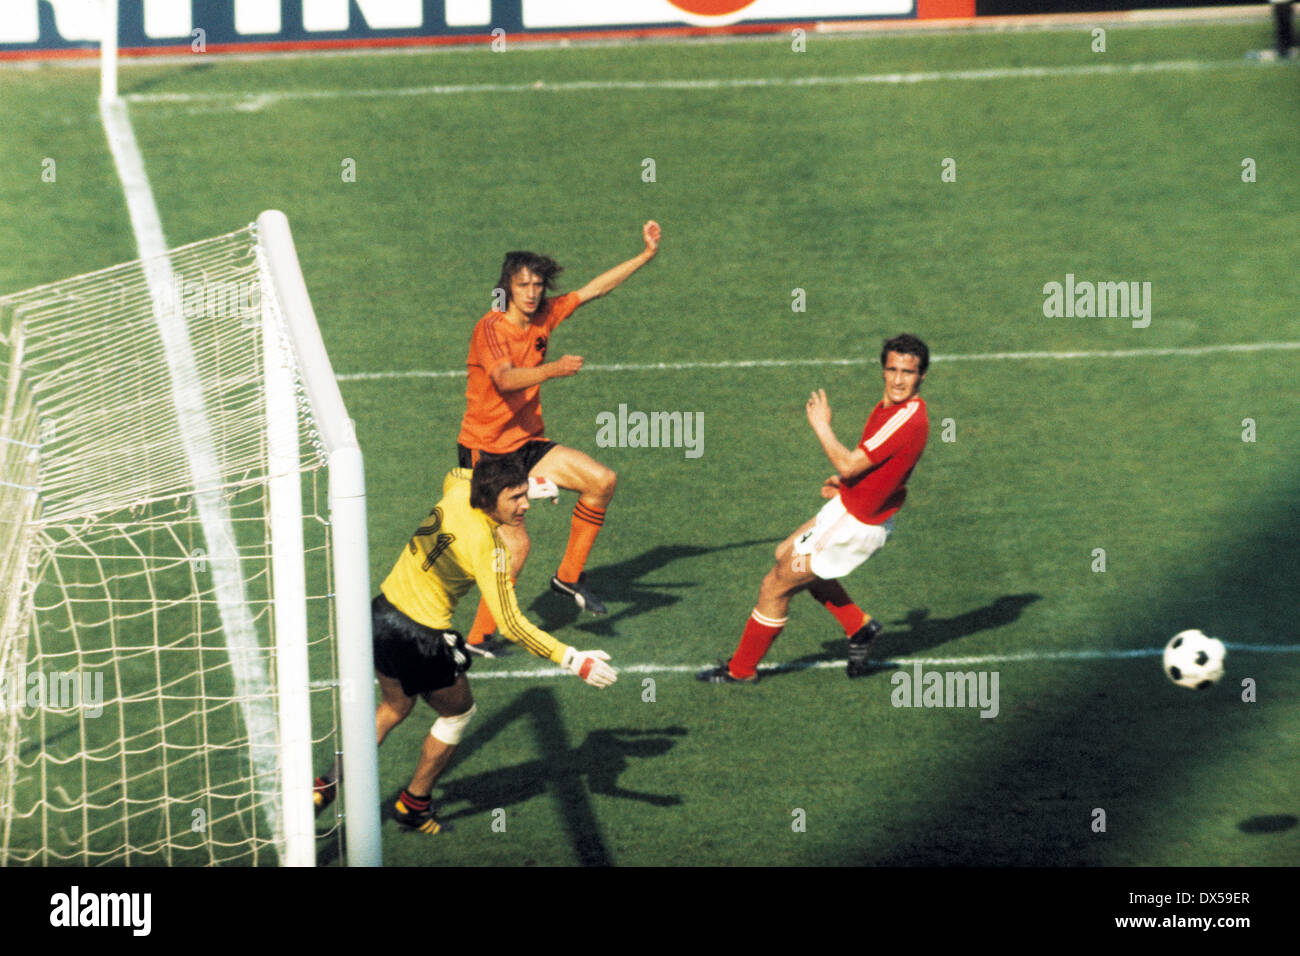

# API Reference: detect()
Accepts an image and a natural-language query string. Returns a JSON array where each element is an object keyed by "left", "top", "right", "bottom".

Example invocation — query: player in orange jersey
[{"left": 456, "top": 221, "right": 661, "bottom": 654}]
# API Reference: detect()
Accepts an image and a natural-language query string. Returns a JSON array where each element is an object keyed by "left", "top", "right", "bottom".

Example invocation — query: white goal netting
[{"left": 0, "top": 224, "right": 346, "bottom": 865}]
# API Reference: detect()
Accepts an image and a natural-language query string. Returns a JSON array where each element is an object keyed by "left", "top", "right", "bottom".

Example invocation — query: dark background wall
[{"left": 978, "top": 0, "right": 1260, "bottom": 14}]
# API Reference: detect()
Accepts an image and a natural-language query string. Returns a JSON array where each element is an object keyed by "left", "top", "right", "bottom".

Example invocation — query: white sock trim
[{"left": 751, "top": 609, "right": 788, "bottom": 629}]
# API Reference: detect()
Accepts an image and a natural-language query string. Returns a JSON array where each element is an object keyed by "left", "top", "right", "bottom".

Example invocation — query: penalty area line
[
  {"left": 468, "top": 642, "right": 1297, "bottom": 679},
  {"left": 337, "top": 341, "right": 1300, "bottom": 383},
  {"left": 311, "top": 642, "right": 1296, "bottom": 684}
]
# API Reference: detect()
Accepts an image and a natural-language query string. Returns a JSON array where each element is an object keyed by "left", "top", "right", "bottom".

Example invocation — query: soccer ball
[{"left": 1162, "top": 629, "right": 1226, "bottom": 690}]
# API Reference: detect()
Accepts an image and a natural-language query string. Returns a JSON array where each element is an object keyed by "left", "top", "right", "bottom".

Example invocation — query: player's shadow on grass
[
  {"left": 770, "top": 593, "right": 1042, "bottom": 680},
  {"left": 438, "top": 725, "right": 687, "bottom": 818},
  {"left": 319, "top": 690, "right": 684, "bottom": 866},
  {"left": 1237, "top": 814, "right": 1297, "bottom": 834},
  {"left": 439, "top": 687, "right": 685, "bottom": 865},
  {"left": 527, "top": 538, "right": 782, "bottom": 638},
  {"left": 318, "top": 690, "right": 687, "bottom": 866}
]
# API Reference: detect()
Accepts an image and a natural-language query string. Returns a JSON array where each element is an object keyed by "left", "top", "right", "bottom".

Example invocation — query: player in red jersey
[
  {"left": 457, "top": 222, "right": 661, "bottom": 654},
  {"left": 698, "top": 334, "right": 930, "bottom": 683}
]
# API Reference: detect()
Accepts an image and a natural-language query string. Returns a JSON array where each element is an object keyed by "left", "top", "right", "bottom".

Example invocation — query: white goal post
[
  {"left": 100, "top": 0, "right": 118, "bottom": 102},
  {"left": 0, "top": 211, "right": 380, "bottom": 866},
  {"left": 257, "top": 210, "right": 382, "bottom": 867}
]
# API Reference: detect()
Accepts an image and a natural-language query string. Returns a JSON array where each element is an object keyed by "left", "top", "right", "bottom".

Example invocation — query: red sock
[
  {"left": 821, "top": 599, "right": 868, "bottom": 637},
  {"left": 729, "top": 609, "right": 787, "bottom": 679}
]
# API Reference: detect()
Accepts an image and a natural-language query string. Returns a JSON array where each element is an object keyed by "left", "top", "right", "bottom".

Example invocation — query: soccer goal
[{"left": 0, "top": 211, "right": 380, "bottom": 866}]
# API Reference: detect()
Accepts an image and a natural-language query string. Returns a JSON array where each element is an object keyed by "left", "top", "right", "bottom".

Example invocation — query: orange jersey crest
[{"left": 457, "top": 292, "right": 580, "bottom": 454}]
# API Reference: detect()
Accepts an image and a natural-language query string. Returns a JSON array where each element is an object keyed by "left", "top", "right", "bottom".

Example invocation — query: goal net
[{"left": 0, "top": 211, "right": 379, "bottom": 866}]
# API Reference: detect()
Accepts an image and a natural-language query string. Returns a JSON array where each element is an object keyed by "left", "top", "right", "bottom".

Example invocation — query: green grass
[{"left": 2, "top": 19, "right": 1298, "bottom": 866}]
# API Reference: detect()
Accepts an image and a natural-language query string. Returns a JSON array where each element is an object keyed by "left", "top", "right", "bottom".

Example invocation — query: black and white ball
[{"left": 1163, "top": 629, "right": 1226, "bottom": 690}]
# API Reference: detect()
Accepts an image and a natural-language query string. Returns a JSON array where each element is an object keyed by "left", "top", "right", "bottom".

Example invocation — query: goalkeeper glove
[
  {"left": 528, "top": 476, "right": 559, "bottom": 503},
  {"left": 561, "top": 647, "right": 617, "bottom": 688}
]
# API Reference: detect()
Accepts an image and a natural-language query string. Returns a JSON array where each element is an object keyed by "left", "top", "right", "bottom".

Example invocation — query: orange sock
[
  {"left": 556, "top": 501, "right": 605, "bottom": 583},
  {"left": 467, "top": 598, "right": 497, "bottom": 645},
  {"left": 468, "top": 577, "right": 516, "bottom": 644},
  {"left": 729, "top": 609, "right": 787, "bottom": 679}
]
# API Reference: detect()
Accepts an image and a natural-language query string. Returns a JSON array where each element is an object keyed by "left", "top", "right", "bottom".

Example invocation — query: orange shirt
[{"left": 458, "top": 292, "right": 580, "bottom": 454}]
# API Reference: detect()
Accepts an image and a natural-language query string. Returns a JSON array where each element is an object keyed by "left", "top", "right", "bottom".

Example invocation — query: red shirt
[
  {"left": 839, "top": 396, "right": 928, "bottom": 525},
  {"left": 457, "top": 292, "right": 581, "bottom": 454}
]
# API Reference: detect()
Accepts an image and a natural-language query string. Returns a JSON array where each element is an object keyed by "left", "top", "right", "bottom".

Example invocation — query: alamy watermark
[
  {"left": 890, "top": 662, "right": 999, "bottom": 718},
  {"left": 1042, "top": 273, "right": 1151, "bottom": 329},
  {"left": 50, "top": 886, "right": 150, "bottom": 936},
  {"left": 1, "top": 662, "right": 105, "bottom": 718},
  {"left": 155, "top": 272, "right": 260, "bottom": 324},
  {"left": 595, "top": 404, "right": 703, "bottom": 459}
]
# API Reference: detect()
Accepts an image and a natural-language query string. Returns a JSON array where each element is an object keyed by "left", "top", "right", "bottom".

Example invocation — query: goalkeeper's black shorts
[{"left": 371, "top": 593, "right": 471, "bottom": 696}]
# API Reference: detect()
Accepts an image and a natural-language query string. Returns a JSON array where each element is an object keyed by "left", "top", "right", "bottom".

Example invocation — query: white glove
[
  {"left": 528, "top": 476, "right": 559, "bottom": 503},
  {"left": 561, "top": 647, "right": 617, "bottom": 688}
]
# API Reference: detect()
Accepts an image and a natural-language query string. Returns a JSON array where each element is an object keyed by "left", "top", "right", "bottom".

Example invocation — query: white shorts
[{"left": 792, "top": 495, "right": 892, "bottom": 580}]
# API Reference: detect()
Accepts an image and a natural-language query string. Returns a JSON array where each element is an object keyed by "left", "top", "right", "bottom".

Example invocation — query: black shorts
[
  {"left": 371, "top": 593, "right": 471, "bottom": 697},
  {"left": 457, "top": 439, "right": 557, "bottom": 473}
]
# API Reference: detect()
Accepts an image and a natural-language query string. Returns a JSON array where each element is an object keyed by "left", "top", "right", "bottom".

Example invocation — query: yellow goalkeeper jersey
[{"left": 380, "top": 468, "right": 569, "bottom": 664}]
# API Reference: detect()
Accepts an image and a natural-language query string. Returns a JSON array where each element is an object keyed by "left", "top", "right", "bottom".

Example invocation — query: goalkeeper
[{"left": 313, "top": 457, "right": 617, "bottom": 834}]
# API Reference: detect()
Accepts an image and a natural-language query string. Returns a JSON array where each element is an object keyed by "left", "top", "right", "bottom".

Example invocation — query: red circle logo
[{"left": 665, "top": 1, "right": 757, "bottom": 16}]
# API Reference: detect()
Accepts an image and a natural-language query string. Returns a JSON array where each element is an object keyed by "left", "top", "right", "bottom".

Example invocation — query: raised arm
[
  {"left": 573, "top": 220, "right": 661, "bottom": 305},
  {"left": 805, "top": 389, "right": 872, "bottom": 481}
]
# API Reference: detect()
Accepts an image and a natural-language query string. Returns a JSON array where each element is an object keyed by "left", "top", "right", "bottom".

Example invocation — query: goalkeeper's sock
[
  {"left": 397, "top": 788, "right": 431, "bottom": 813},
  {"left": 395, "top": 788, "right": 444, "bottom": 834},
  {"left": 556, "top": 501, "right": 605, "bottom": 584},
  {"left": 729, "top": 609, "right": 787, "bottom": 680}
]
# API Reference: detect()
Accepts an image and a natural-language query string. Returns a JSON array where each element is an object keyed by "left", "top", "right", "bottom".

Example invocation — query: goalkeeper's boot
[
  {"left": 695, "top": 661, "right": 757, "bottom": 685},
  {"left": 393, "top": 790, "right": 447, "bottom": 835},
  {"left": 312, "top": 776, "right": 337, "bottom": 817},
  {"left": 846, "top": 618, "right": 884, "bottom": 679},
  {"left": 551, "top": 573, "right": 608, "bottom": 615},
  {"left": 465, "top": 633, "right": 512, "bottom": 659}
]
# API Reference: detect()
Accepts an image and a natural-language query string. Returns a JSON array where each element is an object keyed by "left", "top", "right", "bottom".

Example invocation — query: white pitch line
[
  {"left": 100, "top": 98, "right": 284, "bottom": 854},
  {"left": 470, "top": 643, "right": 1298, "bottom": 679},
  {"left": 336, "top": 341, "right": 1300, "bottom": 383},
  {"left": 123, "top": 57, "right": 1261, "bottom": 107},
  {"left": 312, "top": 643, "right": 1296, "bottom": 684}
]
